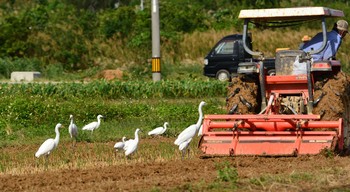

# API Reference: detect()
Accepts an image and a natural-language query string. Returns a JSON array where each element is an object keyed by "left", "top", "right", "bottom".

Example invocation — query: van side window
[{"left": 214, "top": 40, "right": 236, "bottom": 55}]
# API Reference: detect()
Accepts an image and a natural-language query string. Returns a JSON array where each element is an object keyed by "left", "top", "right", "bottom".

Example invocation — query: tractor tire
[
  {"left": 312, "top": 71, "right": 350, "bottom": 149},
  {"left": 226, "top": 74, "right": 260, "bottom": 114}
]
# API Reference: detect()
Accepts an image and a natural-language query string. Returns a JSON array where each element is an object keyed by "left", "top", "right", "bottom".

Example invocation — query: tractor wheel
[
  {"left": 343, "top": 91, "right": 350, "bottom": 151},
  {"left": 312, "top": 71, "right": 350, "bottom": 150}
]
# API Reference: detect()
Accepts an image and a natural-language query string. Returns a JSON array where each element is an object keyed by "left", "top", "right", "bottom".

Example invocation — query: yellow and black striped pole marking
[{"left": 152, "top": 57, "right": 161, "bottom": 73}]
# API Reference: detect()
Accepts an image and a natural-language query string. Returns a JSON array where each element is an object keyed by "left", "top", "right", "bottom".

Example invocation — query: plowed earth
[{"left": 1, "top": 138, "right": 350, "bottom": 191}]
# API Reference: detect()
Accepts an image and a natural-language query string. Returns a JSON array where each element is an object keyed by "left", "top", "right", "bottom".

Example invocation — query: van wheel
[
  {"left": 216, "top": 70, "right": 230, "bottom": 81},
  {"left": 268, "top": 69, "right": 276, "bottom": 76}
]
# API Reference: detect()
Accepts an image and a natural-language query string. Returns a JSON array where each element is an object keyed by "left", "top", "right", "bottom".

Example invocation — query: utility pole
[
  {"left": 140, "top": 0, "right": 144, "bottom": 11},
  {"left": 151, "top": 0, "right": 161, "bottom": 81}
]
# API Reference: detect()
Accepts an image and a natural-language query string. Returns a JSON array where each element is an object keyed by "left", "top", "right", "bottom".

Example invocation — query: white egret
[
  {"left": 123, "top": 128, "right": 141, "bottom": 157},
  {"left": 113, "top": 136, "right": 126, "bottom": 157},
  {"left": 114, "top": 136, "right": 126, "bottom": 151},
  {"left": 68, "top": 115, "right": 78, "bottom": 145},
  {"left": 174, "top": 101, "right": 206, "bottom": 158},
  {"left": 82, "top": 114, "right": 104, "bottom": 133},
  {"left": 148, "top": 122, "right": 169, "bottom": 136},
  {"left": 35, "top": 123, "right": 63, "bottom": 161}
]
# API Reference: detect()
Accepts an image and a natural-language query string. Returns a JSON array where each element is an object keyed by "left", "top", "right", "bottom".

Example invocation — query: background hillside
[{"left": 0, "top": 0, "right": 349, "bottom": 81}]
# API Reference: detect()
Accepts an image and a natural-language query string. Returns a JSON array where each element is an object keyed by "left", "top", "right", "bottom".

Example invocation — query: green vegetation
[
  {"left": 215, "top": 161, "right": 239, "bottom": 189},
  {"left": 0, "top": 80, "right": 227, "bottom": 146},
  {"left": 0, "top": 79, "right": 226, "bottom": 99}
]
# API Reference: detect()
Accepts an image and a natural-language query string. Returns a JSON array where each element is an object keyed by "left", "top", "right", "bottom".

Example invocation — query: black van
[{"left": 203, "top": 34, "right": 275, "bottom": 81}]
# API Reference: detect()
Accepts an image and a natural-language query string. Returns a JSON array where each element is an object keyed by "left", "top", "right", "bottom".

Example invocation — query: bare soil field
[{"left": 1, "top": 137, "right": 350, "bottom": 192}]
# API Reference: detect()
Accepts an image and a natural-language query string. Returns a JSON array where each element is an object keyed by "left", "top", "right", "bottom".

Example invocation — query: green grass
[{"left": 0, "top": 79, "right": 228, "bottom": 147}]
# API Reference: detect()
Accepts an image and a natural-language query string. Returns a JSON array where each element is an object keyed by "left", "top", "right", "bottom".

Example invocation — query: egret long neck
[
  {"left": 54, "top": 126, "right": 60, "bottom": 146},
  {"left": 196, "top": 104, "right": 204, "bottom": 128},
  {"left": 135, "top": 130, "right": 139, "bottom": 142},
  {"left": 97, "top": 117, "right": 101, "bottom": 126}
]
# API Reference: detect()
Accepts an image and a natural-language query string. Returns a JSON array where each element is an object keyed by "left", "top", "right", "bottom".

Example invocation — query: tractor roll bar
[
  {"left": 241, "top": 17, "right": 328, "bottom": 58},
  {"left": 242, "top": 19, "right": 263, "bottom": 57},
  {"left": 309, "top": 17, "right": 327, "bottom": 55}
]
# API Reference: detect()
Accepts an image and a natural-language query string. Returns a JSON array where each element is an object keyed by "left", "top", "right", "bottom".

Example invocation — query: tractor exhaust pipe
[
  {"left": 259, "top": 61, "right": 267, "bottom": 110},
  {"left": 307, "top": 60, "right": 314, "bottom": 114}
]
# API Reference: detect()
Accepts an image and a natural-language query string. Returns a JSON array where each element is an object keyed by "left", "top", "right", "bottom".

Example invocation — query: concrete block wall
[{"left": 11, "top": 71, "right": 41, "bottom": 82}]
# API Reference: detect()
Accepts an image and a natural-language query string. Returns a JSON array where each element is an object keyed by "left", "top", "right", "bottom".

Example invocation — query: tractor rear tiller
[{"left": 199, "top": 114, "right": 343, "bottom": 156}]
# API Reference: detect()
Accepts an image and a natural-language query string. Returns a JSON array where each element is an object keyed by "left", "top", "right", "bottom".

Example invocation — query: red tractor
[{"left": 199, "top": 7, "right": 350, "bottom": 156}]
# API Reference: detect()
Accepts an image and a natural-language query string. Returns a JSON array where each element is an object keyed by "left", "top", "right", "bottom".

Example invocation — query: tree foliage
[{"left": 0, "top": 0, "right": 349, "bottom": 77}]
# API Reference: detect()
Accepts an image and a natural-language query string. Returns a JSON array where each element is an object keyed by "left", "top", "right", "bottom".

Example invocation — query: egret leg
[
  {"left": 44, "top": 155, "right": 49, "bottom": 170},
  {"left": 125, "top": 154, "right": 132, "bottom": 160},
  {"left": 73, "top": 137, "right": 78, "bottom": 147},
  {"left": 90, "top": 131, "right": 94, "bottom": 141},
  {"left": 71, "top": 140, "right": 77, "bottom": 155},
  {"left": 71, "top": 138, "right": 75, "bottom": 148},
  {"left": 35, "top": 156, "right": 40, "bottom": 168}
]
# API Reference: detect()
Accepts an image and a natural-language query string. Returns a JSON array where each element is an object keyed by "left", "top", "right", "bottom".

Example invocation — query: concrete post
[{"left": 151, "top": 0, "right": 161, "bottom": 81}]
